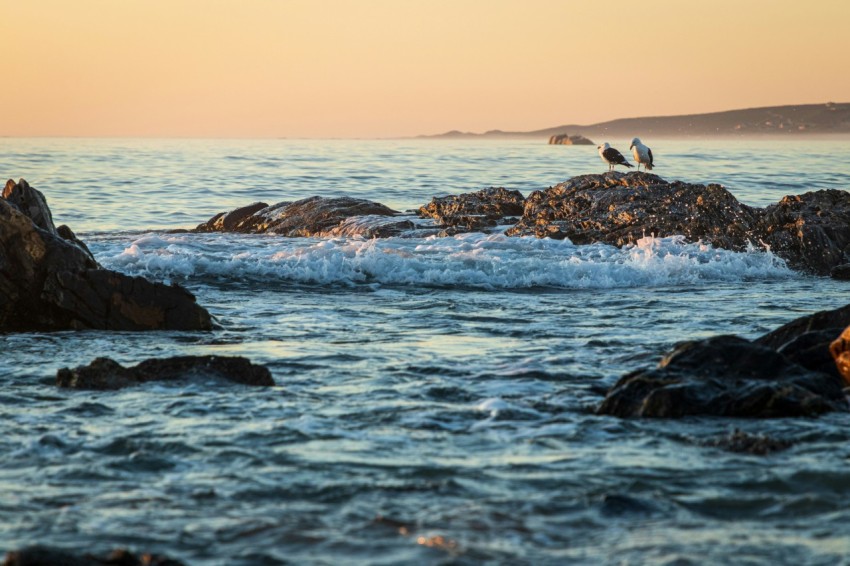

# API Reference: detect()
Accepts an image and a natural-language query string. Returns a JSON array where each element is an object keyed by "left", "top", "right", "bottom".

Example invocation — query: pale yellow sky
[{"left": 2, "top": 0, "right": 848, "bottom": 138}]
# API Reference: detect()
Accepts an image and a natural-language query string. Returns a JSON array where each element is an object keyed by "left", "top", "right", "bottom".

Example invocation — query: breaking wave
[{"left": 94, "top": 231, "right": 795, "bottom": 290}]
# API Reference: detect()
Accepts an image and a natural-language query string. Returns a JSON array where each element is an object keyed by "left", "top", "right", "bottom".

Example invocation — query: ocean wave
[{"left": 94, "top": 232, "right": 795, "bottom": 290}]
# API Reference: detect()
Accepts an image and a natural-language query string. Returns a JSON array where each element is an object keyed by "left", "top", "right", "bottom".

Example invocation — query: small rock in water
[
  {"left": 56, "top": 355, "right": 274, "bottom": 390},
  {"left": 596, "top": 335, "right": 848, "bottom": 418},
  {"left": 704, "top": 429, "right": 793, "bottom": 455}
]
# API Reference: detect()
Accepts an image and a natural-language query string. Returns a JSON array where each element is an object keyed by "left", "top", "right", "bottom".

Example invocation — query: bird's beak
[{"left": 629, "top": 144, "right": 634, "bottom": 149}]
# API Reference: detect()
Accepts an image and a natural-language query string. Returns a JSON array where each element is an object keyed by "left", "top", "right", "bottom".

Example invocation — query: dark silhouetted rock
[
  {"left": 417, "top": 187, "right": 525, "bottom": 231},
  {"left": 830, "top": 263, "right": 850, "bottom": 280},
  {"left": 548, "top": 134, "right": 595, "bottom": 145},
  {"left": 704, "top": 429, "right": 793, "bottom": 455},
  {"left": 57, "top": 355, "right": 274, "bottom": 390},
  {"left": 3, "top": 178, "right": 57, "bottom": 234},
  {"left": 194, "top": 196, "right": 402, "bottom": 237},
  {"left": 755, "top": 303, "right": 850, "bottom": 350},
  {"left": 597, "top": 335, "right": 847, "bottom": 418},
  {"left": 1, "top": 179, "right": 212, "bottom": 331},
  {"left": 2, "top": 545, "right": 184, "bottom": 566},
  {"left": 505, "top": 172, "right": 850, "bottom": 275}
]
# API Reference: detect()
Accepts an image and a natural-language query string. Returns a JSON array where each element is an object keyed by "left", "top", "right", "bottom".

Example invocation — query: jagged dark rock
[
  {"left": 2, "top": 545, "right": 185, "bottom": 566},
  {"left": 194, "top": 196, "right": 403, "bottom": 237},
  {"left": 596, "top": 335, "right": 847, "bottom": 418},
  {"left": 417, "top": 187, "right": 525, "bottom": 231},
  {"left": 57, "top": 355, "right": 274, "bottom": 390},
  {"left": 505, "top": 172, "right": 760, "bottom": 248},
  {"left": 755, "top": 303, "right": 850, "bottom": 350},
  {"left": 1, "top": 179, "right": 212, "bottom": 331},
  {"left": 505, "top": 172, "right": 850, "bottom": 275}
]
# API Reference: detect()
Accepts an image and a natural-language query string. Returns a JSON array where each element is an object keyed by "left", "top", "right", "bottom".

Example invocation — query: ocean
[{"left": 2, "top": 137, "right": 850, "bottom": 564}]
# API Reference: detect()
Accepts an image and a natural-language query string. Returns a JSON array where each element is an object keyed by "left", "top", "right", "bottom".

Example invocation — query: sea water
[{"left": 1, "top": 138, "right": 850, "bottom": 564}]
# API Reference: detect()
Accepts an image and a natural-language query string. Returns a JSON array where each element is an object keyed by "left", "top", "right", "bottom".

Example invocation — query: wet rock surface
[
  {"left": 191, "top": 173, "right": 850, "bottom": 275},
  {"left": 417, "top": 187, "right": 525, "bottom": 231},
  {"left": 57, "top": 355, "right": 274, "bottom": 390},
  {"left": 505, "top": 172, "right": 850, "bottom": 275},
  {"left": 0, "top": 179, "right": 212, "bottom": 332},
  {"left": 2, "top": 546, "right": 185, "bottom": 566},
  {"left": 194, "top": 196, "right": 403, "bottom": 237},
  {"left": 596, "top": 335, "right": 848, "bottom": 418}
]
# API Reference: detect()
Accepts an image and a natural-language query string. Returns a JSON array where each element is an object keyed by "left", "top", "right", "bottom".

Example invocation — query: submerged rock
[
  {"left": 194, "top": 196, "right": 404, "bottom": 237},
  {"left": 0, "top": 179, "right": 212, "bottom": 331},
  {"left": 57, "top": 355, "right": 274, "bottom": 390},
  {"left": 417, "top": 187, "right": 525, "bottom": 231},
  {"left": 596, "top": 335, "right": 847, "bottom": 418},
  {"left": 2, "top": 546, "right": 185, "bottom": 565},
  {"left": 704, "top": 429, "right": 793, "bottom": 455}
]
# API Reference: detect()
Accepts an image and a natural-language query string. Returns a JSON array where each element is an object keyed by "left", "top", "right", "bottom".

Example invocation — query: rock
[
  {"left": 755, "top": 303, "right": 850, "bottom": 350},
  {"left": 193, "top": 196, "right": 402, "bottom": 237},
  {"left": 57, "top": 355, "right": 274, "bottom": 390},
  {"left": 830, "top": 326, "right": 850, "bottom": 386},
  {"left": 1, "top": 179, "right": 212, "bottom": 331},
  {"left": 548, "top": 134, "right": 595, "bottom": 145},
  {"left": 830, "top": 263, "right": 850, "bottom": 279},
  {"left": 417, "top": 187, "right": 525, "bottom": 230},
  {"left": 3, "top": 178, "right": 56, "bottom": 234},
  {"left": 703, "top": 429, "right": 793, "bottom": 455},
  {"left": 505, "top": 172, "right": 850, "bottom": 276},
  {"left": 596, "top": 335, "right": 847, "bottom": 418},
  {"left": 2, "top": 546, "right": 185, "bottom": 565},
  {"left": 506, "top": 172, "right": 759, "bottom": 248},
  {"left": 758, "top": 190, "right": 850, "bottom": 274}
]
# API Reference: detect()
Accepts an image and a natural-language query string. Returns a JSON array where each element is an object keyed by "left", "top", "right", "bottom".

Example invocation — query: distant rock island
[
  {"left": 548, "top": 134, "right": 594, "bottom": 145},
  {"left": 421, "top": 102, "right": 850, "bottom": 139}
]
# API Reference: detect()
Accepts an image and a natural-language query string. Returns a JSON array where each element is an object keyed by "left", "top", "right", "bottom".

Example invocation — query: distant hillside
[{"left": 421, "top": 103, "right": 850, "bottom": 139}]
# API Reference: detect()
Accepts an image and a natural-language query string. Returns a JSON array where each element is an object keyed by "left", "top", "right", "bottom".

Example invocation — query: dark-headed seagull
[
  {"left": 630, "top": 138, "right": 654, "bottom": 171},
  {"left": 597, "top": 142, "right": 633, "bottom": 172}
]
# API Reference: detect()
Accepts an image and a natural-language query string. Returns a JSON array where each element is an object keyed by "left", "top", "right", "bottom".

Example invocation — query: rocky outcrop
[
  {"left": 3, "top": 545, "right": 184, "bottom": 565},
  {"left": 194, "top": 196, "right": 405, "bottom": 237},
  {"left": 548, "top": 134, "right": 594, "bottom": 145},
  {"left": 190, "top": 173, "right": 850, "bottom": 275},
  {"left": 417, "top": 187, "right": 525, "bottom": 232},
  {"left": 57, "top": 355, "right": 274, "bottom": 389},
  {"left": 505, "top": 172, "right": 850, "bottom": 276},
  {"left": 1, "top": 179, "right": 212, "bottom": 331},
  {"left": 596, "top": 335, "right": 847, "bottom": 418}
]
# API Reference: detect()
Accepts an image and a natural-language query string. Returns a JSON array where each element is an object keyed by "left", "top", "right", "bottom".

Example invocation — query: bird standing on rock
[
  {"left": 597, "top": 142, "right": 633, "bottom": 172},
  {"left": 630, "top": 137, "right": 654, "bottom": 171}
]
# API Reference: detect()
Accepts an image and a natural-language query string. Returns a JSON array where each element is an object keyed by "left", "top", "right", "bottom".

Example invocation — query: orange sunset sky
[{"left": 2, "top": 0, "right": 849, "bottom": 138}]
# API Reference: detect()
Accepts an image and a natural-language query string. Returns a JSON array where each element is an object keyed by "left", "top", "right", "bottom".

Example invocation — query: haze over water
[{"left": 2, "top": 138, "right": 850, "bottom": 564}]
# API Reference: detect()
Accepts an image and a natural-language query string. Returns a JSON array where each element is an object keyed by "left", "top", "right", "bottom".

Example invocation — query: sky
[{"left": 2, "top": 0, "right": 849, "bottom": 138}]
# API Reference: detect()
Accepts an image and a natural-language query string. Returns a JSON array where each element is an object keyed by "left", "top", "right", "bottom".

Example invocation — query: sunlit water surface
[{"left": 1, "top": 138, "right": 850, "bottom": 564}]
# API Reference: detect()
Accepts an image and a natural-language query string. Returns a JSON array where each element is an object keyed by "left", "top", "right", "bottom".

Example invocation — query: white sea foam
[{"left": 97, "top": 231, "right": 795, "bottom": 290}]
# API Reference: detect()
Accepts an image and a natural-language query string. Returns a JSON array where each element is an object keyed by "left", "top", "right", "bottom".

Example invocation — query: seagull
[
  {"left": 629, "top": 137, "right": 654, "bottom": 171},
  {"left": 597, "top": 142, "right": 633, "bottom": 172}
]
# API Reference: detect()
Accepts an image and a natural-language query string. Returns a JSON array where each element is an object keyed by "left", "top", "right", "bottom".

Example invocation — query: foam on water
[{"left": 97, "top": 231, "right": 794, "bottom": 290}]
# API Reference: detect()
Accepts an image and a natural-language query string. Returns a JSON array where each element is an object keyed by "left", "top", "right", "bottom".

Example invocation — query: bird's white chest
[{"left": 632, "top": 144, "right": 650, "bottom": 163}]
